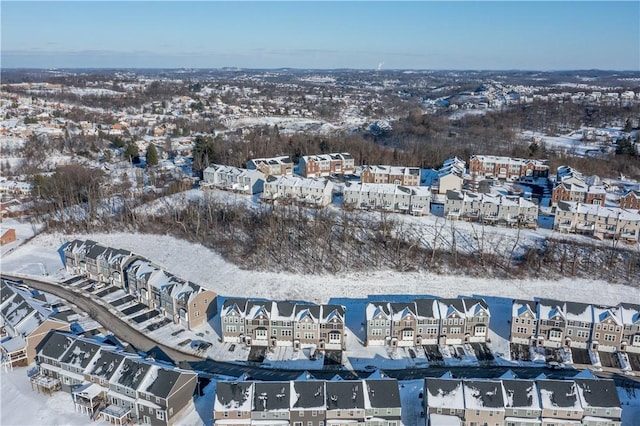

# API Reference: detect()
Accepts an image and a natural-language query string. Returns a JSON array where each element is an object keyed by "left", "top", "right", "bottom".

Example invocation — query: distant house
[
  {"left": 202, "top": 164, "right": 265, "bottom": 195},
  {"left": 247, "top": 156, "right": 294, "bottom": 177},
  {"left": 620, "top": 190, "right": 640, "bottom": 210},
  {"left": 0, "top": 228, "right": 16, "bottom": 246},
  {"left": 551, "top": 176, "right": 606, "bottom": 207},
  {"left": 298, "top": 152, "right": 355, "bottom": 178}
]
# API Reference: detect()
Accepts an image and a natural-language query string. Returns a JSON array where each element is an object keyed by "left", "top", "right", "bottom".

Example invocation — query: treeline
[{"left": 40, "top": 194, "right": 640, "bottom": 285}]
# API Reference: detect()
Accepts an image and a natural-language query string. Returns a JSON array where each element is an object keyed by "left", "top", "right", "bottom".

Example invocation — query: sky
[{"left": 2, "top": 1, "right": 639, "bottom": 70}]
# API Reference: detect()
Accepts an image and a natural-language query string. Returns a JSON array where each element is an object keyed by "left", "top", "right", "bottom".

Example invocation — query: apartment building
[
  {"left": 469, "top": 155, "right": 549, "bottom": 181},
  {"left": 620, "top": 189, "right": 640, "bottom": 210},
  {"left": 298, "top": 152, "right": 355, "bottom": 178},
  {"left": 247, "top": 156, "right": 294, "bottom": 177},
  {"left": 360, "top": 165, "right": 421, "bottom": 186},
  {"left": 551, "top": 176, "right": 606, "bottom": 207}
]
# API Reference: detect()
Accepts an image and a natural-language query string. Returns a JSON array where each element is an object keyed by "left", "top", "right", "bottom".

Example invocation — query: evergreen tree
[
  {"left": 124, "top": 143, "right": 139, "bottom": 163},
  {"left": 146, "top": 143, "right": 159, "bottom": 167}
]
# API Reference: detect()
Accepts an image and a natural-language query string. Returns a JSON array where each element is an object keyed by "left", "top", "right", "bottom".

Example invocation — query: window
[
  {"left": 156, "top": 410, "right": 165, "bottom": 421},
  {"left": 194, "top": 310, "right": 200, "bottom": 317}
]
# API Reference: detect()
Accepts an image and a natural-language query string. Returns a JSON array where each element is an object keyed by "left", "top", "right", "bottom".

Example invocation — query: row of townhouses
[
  {"left": 432, "top": 157, "right": 465, "bottom": 195},
  {"left": 0, "top": 279, "right": 70, "bottom": 369},
  {"left": 202, "top": 164, "right": 266, "bottom": 195},
  {"left": 63, "top": 240, "right": 217, "bottom": 330},
  {"left": 247, "top": 156, "right": 295, "bottom": 177},
  {"left": 551, "top": 175, "right": 607, "bottom": 207},
  {"left": 262, "top": 175, "right": 334, "bottom": 207},
  {"left": 214, "top": 378, "right": 401, "bottom": 426},
  {"left": 343, "top": 183, "right": 432, "bottom": 216},
  {"left": 511, "top": 298, "right": 640, "bottom": 353},
  {"left": 360, "top": 165, "right": 421, "bottom": 186},
  {"left": 33, "top": 330, "right": 197, "bottom": 426},
  {"left": 425, "top": 376, "right": 621, "bottom": 426},
  {"left": 299, "top": 153, "right": 356, "bottom": 178},
  {"left": 468, "top": 155, "right": 550, "bottom": 181},
  {"left": 553, "top": 201, "right": 640, "bottom": 242},
  {"left": 444, "top": 190, "right": 539, "bottom": 228},
  {"left": 220, "top": 298, "right": 346, "bottom": 351},
  {"left": 366, "top": 298, "right": 490, "bottom": 347}
]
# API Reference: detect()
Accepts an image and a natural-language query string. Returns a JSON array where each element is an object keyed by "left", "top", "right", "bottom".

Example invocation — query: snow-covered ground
[{"left": 2, "top": 230, "right": 640, "bottom": 425}]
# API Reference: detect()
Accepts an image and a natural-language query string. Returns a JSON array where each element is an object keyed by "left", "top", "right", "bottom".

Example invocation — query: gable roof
[
  {"left": 253, "top": 382, "right": 290, "bottom": 412},
  {"left": 537, "top": 380, "right": 581, "bottom": 409},
  {"left": 463, "top": 380, "right": 505, "bottom": 409},
  {"left": 425, "top": 378, "right": 465, "bottom": 409},
  {"left": 414, "top": 298, "right": 440, "bottom": 319},
  {"left": 364, "top": 379, "right": 401, "bottom": 409},
  {"left": 326, "top": 381, "right": 365, "bottom": 410},
  {"left": 501, "top": 379, "right": 540, "bottom": 410},
  {"left": 574, "top": 379, "right": 620, "bottom": 410},
  {"left": 36, "top": 330, "right": 77, "bottom": 360},
  {"left": 215, "top": 382, "right": 253, "bottom": 412},
  {"left": 291, "top": 380, "right": 325, "bottom": 410}
]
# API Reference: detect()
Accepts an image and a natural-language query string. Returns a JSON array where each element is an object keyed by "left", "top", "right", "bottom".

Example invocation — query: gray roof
[
  {"left": 575, "top": 379, "right": 620, "bottom": 409},
  {"left": 425, "top": 378, "right": 462, "bottom": 399},
  {"left": 326, "top": 381, "right": 364, "bottom": 410},
  {"left": 537, "top": 380, "right": 578, "bottom": 408},
  {"left": 253, "top": 382, "right": 290, "bottom": 412},
  {"left": 61, "top": 339, "right": 102, "bottom": 369},
  {"left": 565, "top": 301, "right": 592, "bottom": 318},
  {"left": 36, "top": 330, "right": 76, "bottom": 360},
  {"left": 439, "top": 298, "right": 466, "bottom": 315},
  {"left": 89, "top": 350, "right": 127, "bottom": 380},
  {"left": 292, "top": 381, "right": 325, "bottom": 409},
  {"left": 414, "top": 299, "right": 438, "bottom": 318},
  {"left": 295, "top": 304, "right": 321, "bottom": 320},
  {"left": 464, "top": 380, "right": 505, "bottom": 408},
  {"left": 117, "top": 358, "right": 151, "bottom": 389},
  {"left": 502, "top": 379, "right": 538, "bottom": 409},
  {"left": 273, "top": 301, "right": 296, "bottom": 318},
  {"left": 216, "top": 382, "right": 252, "bottom": 409},
  {"left": 365, "top": 379, "right": 401, "bottom": 408},
  {"left": 322, "top": 305, "right": 345, "bottom": 321},
  {"left": 145, "top": 368, "right": 184, "bottom": 399}
]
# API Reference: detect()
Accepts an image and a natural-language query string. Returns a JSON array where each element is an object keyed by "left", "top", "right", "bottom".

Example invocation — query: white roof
[{"left": 428, "top": 414, "right": 462, "bottom": 426}]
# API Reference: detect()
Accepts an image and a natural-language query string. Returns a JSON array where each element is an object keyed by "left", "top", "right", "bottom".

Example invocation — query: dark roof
[
  {"left": 446, "top": 190, "right": 464, "bottom": 200},
  {"left": 117, "top": 358, "right": 151, "bottom": 389},
  {"left": 425, "top": 378, "right": 462, "bottom": 399},
  {"left": 575, "top": 379, "right": 620, "bottom": 409},
  {"left": 89, "top": 351, "right": 127, "bottom": 380},
  {"left": 295, "top": 304, "right": 321, "bottom": 319},
  {"left": 565, "top": 301, "right": 592, "bottom": 318},
  {"left": 1, "top": 281, "right": 15, "bottom": 303},
  {"left": 292, "top": 381, "right": 325, "bottom": 409},
  {"left": 502, "top": 379, "right": 537, "bottom": 409},
  {"left": 322, "top": 305, "right": 345, "bottom": 321},
  {"left": 326, "top": 381, "right": 365, "bottom": 410},
  {"left": 463, "top": 298, "right": 489, "bottom": 311},
  {"left": 36, "top": 330, "right": 76, "bottom": 360},
  {"left": 253, "top": 382, "right": 290, "bottom": 412},
  {"left": 61, "top": 339, "right": 102, "bottom": 369},
  {"left": 439, "top": 298, "right": 466, "bottom": 315},
  {"left": 513, "top": 299, "right": 537, "bottom": 315},
  {"left": 365, "top": 379, "right": 401, "bottom": 408},
  {"left": 414, "top": 298, "right": 437, "bottom": 318},
  {"left": 222, "top": 298, "right": 248, "bottom": 314},
  {"left": 537, "top": 298, "right": 565, "bottom": 308},
  {"left": 389, "top": 302, "right": 416, "bottom": 316},
  {"left": 145, "top": 368, "right": 184, "bottom": 399},
  {"left": 464, "top": 380, "right": 505, "bottom": 408},
  {"left": 537, "top": 380, "right": 578, "bottom": 408},
  {"left": 274, "top": 301, "right": 296, "bottom": 318},
  {"left": 216, "top": 382, "right": 252, "bottom": 409}
]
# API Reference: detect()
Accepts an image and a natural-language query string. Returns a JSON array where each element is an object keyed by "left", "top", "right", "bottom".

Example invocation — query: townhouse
[
  {"left": 444, "top": 190, "right": 538, "bottom": 228},
  {"left": 619, "top": 303, "right": 640, "bottom": 353},
  {"left": 298, "top": 152, "right": 356, "bottom": 178},
  {"left": 554, "top": 202, "right": 640, "bottom": 243},
  {"left": 424, "top": 377, "right": 466, "bottom": 424},
  {"left": 64, "top": 239, "right": 138, "bottom": 287},
  {"left": 433, "top": 157, "right": 466, "bottom": 195},
  {"left": 564, "top": 301, "right": 593, "bottom": 349},
  {"left": 510, "top": 299, "right": 538, "bottom": 346},
  {"left": 424, "top": 377, "right": 621, "bottom": 426},
  {"left": 551, "top": 176, "right": 606, "bottom": 207},
  {"left": 360, "top": 165, "right": 421, "bottom": 186},
  {"left": 620, "top": 189, "right": 640, "bottom": 210},
  {"left": 468, "top": 155, "right": 549, "bottom": 181},
  {"left": 247, "top": 156, "right": 294, "bottom": 177},
  {"left": 202, "top": 164, "right": 266, "bottom": 195},
  {"left": 220, "top": 298, "right": 347, "bottom": 351},
  {"left": 462, "top": 379, "right": 505, "bottom": 425},
  {"left": 590, "top": 305, "right": 624, "bottom": 352},
  {"left": 343, "top": 183, "right": 431, "bottom": 216},
  {"left": 501, "top": 379, "right": 542, "bottom": 425},
  {"left": 262, "top": 175, "right": 334, "bottom": 207},
  {"left": 535, "top": 299, "right": 567, "bottom": 349},
  {"left": 365, "top": 297, "right": 488, "bottom": 348},
  {"left": 0, "top": 279, "right": 70, "bottom": 369},
  {"left": 213, "top": 379, "right": 402, "bottom": 426},
  {"left": 34, "top": 331, "right": 197, "bottom": 426},
  {"left": 126, "top": 257, "right": 217, "bottom": 330}
]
